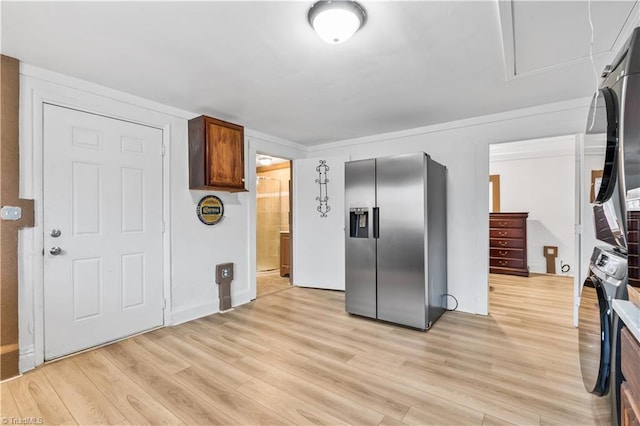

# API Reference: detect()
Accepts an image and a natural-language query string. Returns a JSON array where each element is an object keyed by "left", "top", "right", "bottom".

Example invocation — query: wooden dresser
[{"left": 489, "top": 212, "right": 529, "bottom": 277}]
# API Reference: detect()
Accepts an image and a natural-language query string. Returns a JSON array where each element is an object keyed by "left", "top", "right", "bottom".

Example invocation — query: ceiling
[{"left": 1, "top": 1, "right": 637, "bottom": 146}]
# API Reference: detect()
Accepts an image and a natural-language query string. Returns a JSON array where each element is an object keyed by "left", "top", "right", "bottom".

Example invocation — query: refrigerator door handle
[{"left": 373, "top": 207, "right": 380, "bottom": 239}]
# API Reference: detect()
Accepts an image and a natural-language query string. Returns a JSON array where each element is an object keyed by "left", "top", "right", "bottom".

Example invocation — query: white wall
[
  {"left": 489, "top": 136, "right": 576, "bottom": 275},
  {"left": 170, "top": 130, "right": 306, "bottom": 325},
  {"left": 292, "top": 157, "right": 348, "bottom": 290},
  {"left": 17, "top": 65, "right": 306, "bottom": 371},
  {"left": 17, "top": 64, "right": 596, "bottom": 372},
  {"left": 300, "top": 98, "right": 592, "bottom": 315}
]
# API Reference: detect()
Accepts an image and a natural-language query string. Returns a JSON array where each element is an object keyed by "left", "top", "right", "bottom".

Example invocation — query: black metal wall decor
[{"left": 315, "top": 160, "right": 331, "bottom": 217}]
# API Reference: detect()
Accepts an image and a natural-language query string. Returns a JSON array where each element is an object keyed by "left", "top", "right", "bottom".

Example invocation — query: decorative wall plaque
[
  {"left": 315, "top": 160, "right": 330, "bottom": 217},
  {"left": 197, "top": 195, "right": 224, "bottom": 225}
]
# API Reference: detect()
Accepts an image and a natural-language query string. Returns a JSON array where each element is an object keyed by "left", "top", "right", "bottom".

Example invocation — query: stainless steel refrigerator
[{"left": 345, "top": 152, "right": 447, "bottom": 330}]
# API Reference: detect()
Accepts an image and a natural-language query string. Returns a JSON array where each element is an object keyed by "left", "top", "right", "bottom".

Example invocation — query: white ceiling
[
  {"left": 1, "top": 1, "right": 637, "bottom": 146},
  {"left": 509, "top": 1, "right": 636, "bottom": 75}
]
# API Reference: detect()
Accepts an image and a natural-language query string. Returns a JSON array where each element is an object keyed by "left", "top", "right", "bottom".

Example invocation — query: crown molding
[{"left": 308, "top": 96, "right": 592, "bottom": 152}]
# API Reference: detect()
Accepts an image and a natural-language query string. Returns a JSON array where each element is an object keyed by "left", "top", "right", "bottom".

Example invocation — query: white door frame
[
  {"left": 18, "top": 65, "right": 186, "bottom": 372},
  {"left": 486, "top": 134, "right": 583, "bottom": 327},
  {"left": 574, "top": 133, "right": 584, "bottom": 327},
  {"left": 246, "top": 137, "right": 302, "bottom": 300}
]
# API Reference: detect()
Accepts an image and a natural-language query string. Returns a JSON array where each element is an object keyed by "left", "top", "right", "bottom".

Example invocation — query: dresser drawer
[
  {"left": 490, "top": 248, "right": 524, "bottom": 259},
  {"left": 490, "top": 228, "right": 524, "bottom": 239},
  {"left": 490, "top": 238, "right": 524, "bottom": 249},
  {"left": 490, "top": 218, "right": 525, "bottom": 229},
  {"left": 490, "top": 258, "right": 525, "bottom": 269}
]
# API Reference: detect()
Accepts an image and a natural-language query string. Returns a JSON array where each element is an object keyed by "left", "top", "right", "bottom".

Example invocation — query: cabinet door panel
[
  {"left": 621, "top": 383, "right": 640, "bottom": 426},
  {"left": 206, "top": 122, "right": 244, "bottom": 188}
]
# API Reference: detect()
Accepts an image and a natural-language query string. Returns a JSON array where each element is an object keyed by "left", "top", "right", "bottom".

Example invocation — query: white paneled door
[{"left": 43, "top": 104, "right": 164, "bottom": 360}]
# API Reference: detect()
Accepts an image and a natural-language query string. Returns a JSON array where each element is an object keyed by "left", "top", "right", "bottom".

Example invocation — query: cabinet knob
[
  {"left": 498, "top": 231, "right": 507, "bottom": 236},
  {"left": 498, "top": 241, "right": 507, "bottom": 246},
  {"left": 499, "top": 260, "right": 508, "bottom": 266},
  {"left": 499, "top": 221, "right": 508, "bottom": 226},
  {"left": 499, "top": 251, "right": 508, "bottom": 256}
]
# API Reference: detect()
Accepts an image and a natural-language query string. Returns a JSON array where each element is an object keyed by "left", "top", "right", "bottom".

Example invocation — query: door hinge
[
  {"left": 161, "top": 145, "right": 166, "bottom": 157},
  {"left": 162, "top": 221, "right": 166, "bottom": 233},
  {"left": 163, "top": 299, "right": 167, "bottom": 310}
]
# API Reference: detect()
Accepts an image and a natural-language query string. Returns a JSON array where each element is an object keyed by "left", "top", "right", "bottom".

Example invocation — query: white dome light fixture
[
  {"left": 257, "top": 156, "right": 273, "bottom": 166},
  {"left": 308, "top": 0, "right": 367, "bottom": 44}
]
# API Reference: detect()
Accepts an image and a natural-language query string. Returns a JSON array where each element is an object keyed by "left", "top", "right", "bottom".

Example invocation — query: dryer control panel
[{"left": 591, "top": 246, "right": 628, "bottom": 283}]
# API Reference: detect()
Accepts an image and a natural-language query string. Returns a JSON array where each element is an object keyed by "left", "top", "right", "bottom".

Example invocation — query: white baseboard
[
  {"left": 231, "top": 291, "right": 253, "bottom": 307},
  {"left": 19, "top": 344, "right": 36, "bottom": 374},
  {"left": 170, "top": 302, "right": 219, "bottom": 326},
  {"left": 169, "top": 291, "right": 259, "bottom": 326}
]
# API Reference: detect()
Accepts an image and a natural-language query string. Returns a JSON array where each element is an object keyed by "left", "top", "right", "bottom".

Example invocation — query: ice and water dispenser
[
  {"left": 349, "top": 208, "right": 369, "bottom": 238},
  {"left": 350, "top": 207, "right": 380, "bottom": 239}
]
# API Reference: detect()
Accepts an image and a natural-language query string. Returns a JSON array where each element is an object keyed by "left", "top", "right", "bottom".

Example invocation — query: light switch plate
[{"left": 1, "top": 206, "right": 22, "bottom": 221}]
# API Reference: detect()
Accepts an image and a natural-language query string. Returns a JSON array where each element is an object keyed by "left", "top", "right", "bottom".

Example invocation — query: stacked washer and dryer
[{"left": 579, "top": 27, "right": 640, "bottom": 426}]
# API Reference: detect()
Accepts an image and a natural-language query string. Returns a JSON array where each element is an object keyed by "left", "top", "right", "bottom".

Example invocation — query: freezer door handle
[{"left": 373, "top": 207, "right": 379, "bottom": 239}]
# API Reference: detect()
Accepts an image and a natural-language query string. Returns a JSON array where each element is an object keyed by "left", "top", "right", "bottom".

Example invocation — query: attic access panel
[{"left": 500, "top": 0, "right": 637, "bottom": 77}]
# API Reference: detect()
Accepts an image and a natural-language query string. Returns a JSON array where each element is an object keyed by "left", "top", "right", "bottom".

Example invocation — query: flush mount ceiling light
[
  {"left": 308, "top": 0, "right": 367, "bottom": 44},
  {"left": 257, "top": 156, "right": 273, "bottom": 166}
]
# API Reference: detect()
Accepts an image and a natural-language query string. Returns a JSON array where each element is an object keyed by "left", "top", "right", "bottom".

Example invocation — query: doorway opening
[
  {"left": 488, "top": 135, "right": 578, "bottom": 326},
  {"left": 255, "top": 154, "right": 292, "bottom": 297}
]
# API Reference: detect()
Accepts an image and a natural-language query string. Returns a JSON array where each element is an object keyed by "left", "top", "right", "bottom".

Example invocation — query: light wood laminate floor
[
  {"left": 257, "top": 270, "right": 291, "bottom": 298},
  {"left": 1, "top": 274, "right": 604, "bottom": 425}
]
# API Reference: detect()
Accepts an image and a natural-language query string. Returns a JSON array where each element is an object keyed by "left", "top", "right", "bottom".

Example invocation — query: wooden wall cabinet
[
  {"left": 280, "top": 232, "right": 290, "bottom": 277},
  {"left": 188, "top": 115, "right": 246, "bottom": 192},
  {"left": 489, "top": 212, "right": 529, "bottom": 277}
]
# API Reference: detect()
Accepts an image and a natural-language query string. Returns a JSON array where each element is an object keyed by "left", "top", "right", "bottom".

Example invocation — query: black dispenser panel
[{"left": 349, "top": 208, "right": 369, "bottom": 238}]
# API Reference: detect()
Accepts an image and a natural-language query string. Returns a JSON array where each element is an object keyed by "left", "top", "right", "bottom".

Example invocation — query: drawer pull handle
[
  {"left": 498, "top": 231, "right": 507, "bottom": 236},
  {"left": 498, "top": 241, "right": 508, "bottom": 246},
  {"left": 499, "top": 251, "right": 508, "bottom": 256},
  {"left": 499, "top": 221, "right": 508, "bottom": 226},
  {"left": 499, "top": 260, "right": 508, "bottom": 266}
]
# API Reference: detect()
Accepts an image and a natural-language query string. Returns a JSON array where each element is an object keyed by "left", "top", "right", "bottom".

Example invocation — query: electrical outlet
[
  {"left": 215, "top": 262, "right": 234, "bottom": 283},
  {"left": 1, "top": 206, "right": 22, "bottom": 221}
]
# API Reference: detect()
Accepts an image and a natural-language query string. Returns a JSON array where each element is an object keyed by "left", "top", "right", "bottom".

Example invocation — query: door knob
[
  {"left": 49, "top": 246, "right": 62, "bottom": 255},
  {"left": 50, "top": 229, "right": 61, "bottom": 238}
]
